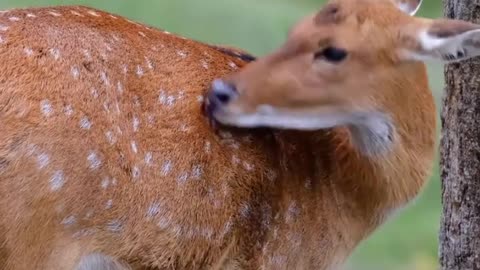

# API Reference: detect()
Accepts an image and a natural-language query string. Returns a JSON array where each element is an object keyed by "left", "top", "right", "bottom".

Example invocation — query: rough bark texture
[{"left": 440, "top": 1, "right": 480, "bottom": 269}]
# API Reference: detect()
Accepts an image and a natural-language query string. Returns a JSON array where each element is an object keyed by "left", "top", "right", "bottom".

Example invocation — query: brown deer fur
[{"left": 2, "top": 0, "right": 469, "bottom": 269}]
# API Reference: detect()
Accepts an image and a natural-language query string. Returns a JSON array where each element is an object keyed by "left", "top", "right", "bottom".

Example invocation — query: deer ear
[
  {"left": 391, "top": 0, "right": 422, "bottom": 16},
  {"left": 398, "top": 19, "right": 480, "bottom": 63}
]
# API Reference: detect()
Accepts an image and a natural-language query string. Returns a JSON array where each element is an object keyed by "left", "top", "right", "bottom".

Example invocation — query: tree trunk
[{"left": 440, "top": 1, "right": 480, "bottom": 269}]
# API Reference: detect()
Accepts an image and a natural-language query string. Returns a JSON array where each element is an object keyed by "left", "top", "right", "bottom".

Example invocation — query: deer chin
[{"left": 213, "top": 105, "right": 396, "bottom": 156}]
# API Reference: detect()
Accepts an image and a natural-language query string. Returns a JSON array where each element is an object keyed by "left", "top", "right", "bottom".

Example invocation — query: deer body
[{"left": 0, "top": 1, "right": 460, "bottom": 269}]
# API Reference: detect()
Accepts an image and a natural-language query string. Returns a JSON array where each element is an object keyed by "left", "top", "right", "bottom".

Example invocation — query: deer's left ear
[
  {"left": 398, "top": 18, "right": 480, "bottom": 63},
  {"left": 391, "top": 0, "right": 422, "bottom": 16}
]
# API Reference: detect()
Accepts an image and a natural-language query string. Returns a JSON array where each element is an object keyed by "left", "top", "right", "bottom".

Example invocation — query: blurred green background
[{"left": 0, "top": 0, "right": 444, "bottom": 269}]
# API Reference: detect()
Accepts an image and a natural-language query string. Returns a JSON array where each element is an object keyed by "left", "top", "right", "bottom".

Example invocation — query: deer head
[{"left": 205, "top": 0, "right": 480, "bottom": 155}]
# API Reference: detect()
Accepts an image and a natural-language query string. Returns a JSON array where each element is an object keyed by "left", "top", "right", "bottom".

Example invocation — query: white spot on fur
[
  {"left": 0, "top": 36, "right": 4, "bottom": 44},
  {"left": 204, "top": 141, "right": 211, "bottom": 153},
  {"left": 201, "top": 228, "right": 214, "bottom": 240},
  {"left": 50, "top": 170, "right": 64, "bottom": 191},
  {"left": 106, "top": 220, "right": 122, "bottom": 232},
  {"left": 243, "top": 161, "right": 254, "bottom": 171},
  {"left": 232, "top": 155, "right": 240, "bottom": 165},
  {"left": 87, "top": 10, "right": 100, "bottom": 17},
  {"left": 85, "top": 210, "right": 94, "bottom": 219},
  {"left": 101, "top": 177, "right": 110, "bottom": 189},
  {"left": 82, "top": 49, "right": 92, "bottom": 61},
  {"left": 177, "top": 172, "right": 189, "bottom": 185},
  {"left": 145, "top": 57, "right": 154, "bottom": 70},
  {"left": 80, "top": 117, "right": 92, "bottom": 130},
  {"left": 100, "top": 71, "right": 109, "bottom": 86},
  {"left": 161, "top": 160, "right": 172, "bottom": 176},
  {"left": 158, "top": 90, "right": 176, "bottom": 106},
  {"left": 138, "top": 31, "right": 146, "bottom": 37},
  {"left": 271, "top": 255, "right": 287, "bottom": 266},
  {"left": 136, "top": 65, "right": 144, "bottom": 77},
  {"left": 48, "top": 11, "right": 61, "bottom": 17},
  {"left": 228, "top": 140, "right": 241, "bottom": 149},
  {"left": 26, "top": 13, "right": 37, "bottom": 18},
  {"left": 229, "top": 62, "right": 238, "bottom": 69},
  {"left": 8, "top": 16, "right": 20, "bottom": 22},
  {"left": 105, "top": 131, "right": 116, "bottom": 145},
  {"left": 132, "top": 166, "right": 140, "bottom": 179},
  {"left": 132, "top": 95, "right": 140, "bottom": 107},
  {"left": 105, "top": 199, "right": 113, "bottom": 209},
  {"left": 37, "top": 152, "right": 50, "bottom": 169},
  {"left": 112, "top": 34, "right": 121, "bottom": 42},
  {"left": 179, "top": 124, "right": 189, "bottom": 132},
  {"left": 0, "top": 25, "right": 8, "bottom": 31},
  {"left": 146, "top": 202, "right": 161, "bottom": 219},
  {"left": 103, "top": 101, "right": 111, "bottom": 113},
  {"left": 273, "top": 227, "right": 279, "bottom": 239},
  {"left": 64, "top": 104, "right": 74, "bottom": 117},
  {"left": 285, "top": 201, "right": 300, "bottom": 223},
  {"left": 72, "top": 228, "right": 97, "bottom": 239},
  {"left": 192, "top": 165, "right": 202, "bottom": 179},
  {"left": 222, "top": 182, "right": 229, "bottom": 197},
  {"left": 133, "top": 116, "right": 140, "bottom": 132},
  {"left": 88, "top": 152, "right": 101, "bottom": 170},
  {"left": 156, "top": 216, "right": 169, "bottom": 230},
  {"left": 266, "top": 169, "right": 277, "bottom": 181},
  {"left": 90, "top": 88, "right": 99, "bottom": 99},
  {"left": 116, "top": 81, "right": 124, "bottom": 94},
  {"left": 219, "top": 131, "right": 232, "bottom": 139},
  {"left": 147, "top": 114, "right": 155, "bottom": 125},
  {"left": 71, "top": 66, "right": 80, "bottom": 79},
  {"left": 61, "top": 215, "right": 76, "bottom": 226},
  {"left": 240, "top": 204, "right": 250, "bottom": 218},
  {"left": 112, "top": 178, "right": 118, "bottom": 186},
  {"left": 172, "top": 226, "right": 182, "bottom": 238},
  {"left": 201, "top": 60, "right": 209, "bottom": 69},
  {"left": 197, "top": 95, "right": 204, "bottom": 103},
  {"left": 177, "top": 50, "right": 187, "bottom": 58},
  {"left": 122, "top": 64, "right": 128, "bottom": 75},
  {"left": 144, "top": 152, "right": 153, "bottom": 165},
  {"left": 70, "top": 10, "right": 83, "bottom": 17},
  {"left": 219, "top": 219, "right": 233, "bottom": 239},
  {"left": 40, "top": 99, "right": 53, "bottom": 117},
  {"left": 131, "top": 141, "right": 138, "bottom": 154},
  {"left": 177, "top": 90, "right": 185, "bottom": 100},
  {"left": 49, "top": 48, "right": 60, "bottom": 60},
  {"left": 24, "top": 48, "right": 33, "bottom": 56}
]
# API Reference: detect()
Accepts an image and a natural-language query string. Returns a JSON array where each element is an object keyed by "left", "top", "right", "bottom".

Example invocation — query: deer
[{"left": 0, "top": 0, "right": 476, "bottom": 269}]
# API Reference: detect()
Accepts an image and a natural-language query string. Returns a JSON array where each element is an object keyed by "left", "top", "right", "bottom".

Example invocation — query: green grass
[{"left": 0, "top": 0, "right": 445, "bottom": 269}]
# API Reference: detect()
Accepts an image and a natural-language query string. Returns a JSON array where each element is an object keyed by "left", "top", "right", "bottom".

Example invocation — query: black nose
[{"left": 209, "top": 79, "right": 238, "bottom": 105}]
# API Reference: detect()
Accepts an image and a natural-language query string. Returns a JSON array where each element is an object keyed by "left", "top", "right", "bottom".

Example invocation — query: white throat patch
[{"left": 214, "top": 106, "right": 395, "bottom": 156}]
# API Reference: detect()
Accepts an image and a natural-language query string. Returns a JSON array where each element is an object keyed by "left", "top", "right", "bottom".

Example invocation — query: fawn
[{"left": 0, "top": 0, "right": 475, "bottom": 269}]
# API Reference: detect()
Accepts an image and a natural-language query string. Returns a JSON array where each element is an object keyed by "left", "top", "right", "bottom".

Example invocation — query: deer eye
[{"left": 314, "top": 47, "right": 348, "bottom": 63}]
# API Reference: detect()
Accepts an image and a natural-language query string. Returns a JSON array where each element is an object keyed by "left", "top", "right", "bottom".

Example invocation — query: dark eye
[{"left": 314, "top": 47, "right": 348, "bottom": 63}]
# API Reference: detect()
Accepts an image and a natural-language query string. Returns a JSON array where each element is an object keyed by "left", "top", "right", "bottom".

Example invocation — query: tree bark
[{"left": 440, "top": 1, "right": 480, "bottom": 269}]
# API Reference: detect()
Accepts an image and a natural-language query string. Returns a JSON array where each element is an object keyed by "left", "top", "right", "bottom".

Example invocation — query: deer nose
[{"left": 209, "top": 79, "right": 238, "bottom": 105}]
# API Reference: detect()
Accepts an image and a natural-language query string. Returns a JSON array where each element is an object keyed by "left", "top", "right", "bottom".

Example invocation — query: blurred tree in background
[{"left": 0, "top": 0, "right": 443, "bottom": 269}]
